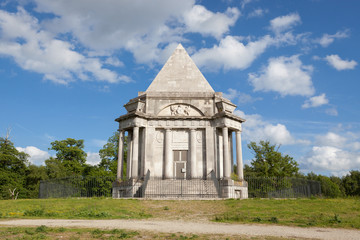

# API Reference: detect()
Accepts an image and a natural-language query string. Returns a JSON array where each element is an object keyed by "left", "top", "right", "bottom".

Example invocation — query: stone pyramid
[{"left": 146, "top": 44, "right": 215, "bottom": 93}]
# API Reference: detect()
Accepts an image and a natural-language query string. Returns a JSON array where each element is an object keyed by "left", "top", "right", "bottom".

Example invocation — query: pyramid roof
[{"left": 146, "top": 44, "right": 215, "bottom": 93}]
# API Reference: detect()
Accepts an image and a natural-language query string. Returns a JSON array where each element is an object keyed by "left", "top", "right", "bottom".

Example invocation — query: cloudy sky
[{"left": 1, "top": 0, "right": 359, "bottom": 176}]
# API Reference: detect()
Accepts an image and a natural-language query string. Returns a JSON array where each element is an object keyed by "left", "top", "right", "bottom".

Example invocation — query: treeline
[
  {"left": 1, "top": 135, "right": 359, "bottom": 199},
  {"left": 0, "top": 132, "right": 123, "bottom": 199},
  {"left": 242, "top": 140, "right": 360, "bottom": 198}
]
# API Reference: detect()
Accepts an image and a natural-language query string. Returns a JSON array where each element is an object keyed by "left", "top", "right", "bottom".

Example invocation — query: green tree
[
  {"left": 48, "top": 138, "right": 87, "bottom": 175},
  {"left": 45, "top": 157, "right": 69, "bottom": 178},
  {"left": 342, "top": 170, "right": 360, "bottom": 196},
  {"left": 330, "top": 175, "right": 346, "bottom": 196},
  {"left": 98, "top": 131, "right": 127, "bottom": 177},
  {"left": 0, "top": 136, "right": 29, "bottom": 199},
  {"left": 247, "top": 140, "right": 299, "bottom": 177},
  {"left": 25, "top": 164, "right": 48, "bottom": 198},
  {"left": 306, "top": 172, "right": 343, "bottom": 198}
]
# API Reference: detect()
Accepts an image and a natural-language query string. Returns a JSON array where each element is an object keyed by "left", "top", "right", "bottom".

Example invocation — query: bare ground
[{"left": 1, "top": 219, "right": 360, "bottom": 240}]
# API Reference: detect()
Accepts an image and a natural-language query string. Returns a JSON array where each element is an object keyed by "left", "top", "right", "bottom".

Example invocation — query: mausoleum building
[{"left": 113, "top": 44, "right": 248, "bottom": 198}]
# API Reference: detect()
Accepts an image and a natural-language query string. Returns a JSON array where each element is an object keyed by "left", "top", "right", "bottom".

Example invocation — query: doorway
[{"left": 173, "top": 150, "right": 187, "bottom": 179}]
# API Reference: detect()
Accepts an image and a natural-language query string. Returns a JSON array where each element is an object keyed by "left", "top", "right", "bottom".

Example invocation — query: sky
[{"left": 0, "top": 0, "right": 359, "bottom": 177}]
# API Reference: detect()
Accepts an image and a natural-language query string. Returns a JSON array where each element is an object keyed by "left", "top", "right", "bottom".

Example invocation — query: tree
[
  {"left": 49, "top": 138, "right": 87, "bottom": 175},
  {"left": 45, "top": 157, "right": 69, "bottom": 178},
  {"left": 247, "top": 140, "right": 299, "bottom": 177},
  {"left": 25, "top": 164, "right": 48, "bottom": 198},
  {"left": 342, "top": 170, "right": 360, "bottom": 196},
  {"left": 98, "top": 131, "right": 127, "bottom": 177},
  {"left": 0, "top": 136, "right": 29, "bottom": 199},
  {"left": 307, "top": 172, "right": 343, "bottom": 198}
]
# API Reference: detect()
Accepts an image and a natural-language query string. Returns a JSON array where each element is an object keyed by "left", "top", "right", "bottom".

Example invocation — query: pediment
[{"left": 157, "top": 104, "right": 204, "bottom": 117}]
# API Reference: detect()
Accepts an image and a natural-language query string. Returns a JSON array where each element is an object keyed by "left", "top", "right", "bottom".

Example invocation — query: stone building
[{"left": 113, "top": 44, "right": 248, "bottom": 198}]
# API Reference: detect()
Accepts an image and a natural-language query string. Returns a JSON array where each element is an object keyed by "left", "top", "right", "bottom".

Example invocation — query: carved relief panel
[{"left": 157, "top": 104, "right": 203, "bottom": 117}]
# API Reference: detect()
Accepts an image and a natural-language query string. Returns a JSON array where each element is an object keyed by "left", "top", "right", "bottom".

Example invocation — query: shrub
[
  {"left": 35, "top": 225, "right": 48, "bottom": 233},
  {"left": 270, "top": 216, "right": 278, "bottom": 223},
  {"left": 24, "top": 209, "right": 44, "bottom": 217}
]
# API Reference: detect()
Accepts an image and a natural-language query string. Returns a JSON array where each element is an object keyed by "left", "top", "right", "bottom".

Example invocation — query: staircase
[{"left": 144, "top": 179, "right": 219, "bottom": 198}]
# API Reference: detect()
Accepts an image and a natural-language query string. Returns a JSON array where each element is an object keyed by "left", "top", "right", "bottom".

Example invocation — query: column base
[{"left": 219, "top": 179, "right": 248, "bottom": 199}]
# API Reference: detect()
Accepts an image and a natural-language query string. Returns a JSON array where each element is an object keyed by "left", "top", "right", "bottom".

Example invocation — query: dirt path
[{"left": 1, "top": 219, "right": 360, "bottom": 240}]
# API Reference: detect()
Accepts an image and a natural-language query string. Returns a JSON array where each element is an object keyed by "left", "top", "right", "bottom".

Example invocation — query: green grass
[
  {"left": 0, "top": 226, "right": 302, "bottom": 240},
  {"left": 0, "top": 198, "right": 151, "bottom": 220},
  {"left": 0, "top": 197, "right": 359, "bottom": 229},
  {"left": 214, "top": 198, "right": 360, "bottom": 229}
]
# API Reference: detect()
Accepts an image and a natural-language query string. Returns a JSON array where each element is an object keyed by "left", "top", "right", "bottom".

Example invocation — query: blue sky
[{"left": 0, "top": 0, "right": 359, "bottom": 176}]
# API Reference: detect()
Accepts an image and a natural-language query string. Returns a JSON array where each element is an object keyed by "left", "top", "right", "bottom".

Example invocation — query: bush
[
  {"left": 24, "top": 209, "right": 45, "bottom": 217},
  {"left": 342, "top": 171, "right": 360, "bottom": 196},
  {"left": 318, "top": 176, "right": 343, "bottom": 198}
]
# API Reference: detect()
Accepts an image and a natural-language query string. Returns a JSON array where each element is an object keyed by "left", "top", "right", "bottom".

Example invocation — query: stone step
[{"left": 144, "top": 179, "right": 219, "bottom": 197}]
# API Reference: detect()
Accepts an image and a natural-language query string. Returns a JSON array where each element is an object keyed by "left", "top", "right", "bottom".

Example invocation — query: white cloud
[
  {"left": 303, "top": 130, "right": 360, "bottom": 175},
  {"left": 325, "top": 108, "right": 338, "bottom": 116},
  {"left": 32, "top": 0, "right": 240, "bottom": 65},
  {"left": 0, "top": 7, "right": 130, "bottom": 84},
  {"left": 316, "top": 30, "right": 349, "bottom": 47},
  {"left": 241, "top": 0, "right": 253, "bottom": 9},
  {"left": 16, "top": 146, "right": 50, "bottom": 165},
  {"left": 104, "top": 57, "right": 124, "bottom": 67},
  {"left": 315, "top": 132, "right": 347, "bottom": 148},
  {"left": 325, "top": 54, "right": 357, "bottom": 71},
  {"left": 248, "top": 8, "right": 268, "bottom": 18},
  {"left": 269, "top": 13, "right": 301, "bottom": 34},
  {"left": 34, "top": 0, "right": 194, "bottom": 52},
  {"left": 183, "top": 5, "right": 240, "bottom": 39},
  {"left": 350, "top": 142, "right": 360, "bottom": 151},
  {"left": 2, "top": 0, "right": 233, "bottom": 77},
  {"left": 306, "top": 146, "right": 360, "bottom": 173},
  {"left": 234, "top": 110, "right": 302, "bottom": 145},
  {"left": 91, "top": 139, "right": 107, "bottom": 148},
  {"left": 249, "top": 55, "right": 315, "bottom": 97},
  {"left": 302, "top": 93, "right": 329, "bottom": 108},
  {"left": 192, "top": 35, "right": 273, "bottom": 71},
  {"left": 223, "top": 88, "right": 261, "bottom": 104},
  {"left": 86, "top": 152, "right": 101, "bottom": 166}
]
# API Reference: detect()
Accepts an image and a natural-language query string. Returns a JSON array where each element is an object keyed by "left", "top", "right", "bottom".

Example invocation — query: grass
[
  {"left": 0, "top": 226, "right": 307, "bottom": 240},
  {"left": 0, "top": 198, "right": 151, "bottom": 220},
  {"left": 0, "top": 197, "right": 359, "bottom": 229},
  {"left": 213, "top": 198, "right": 360, "bottom": 229}
]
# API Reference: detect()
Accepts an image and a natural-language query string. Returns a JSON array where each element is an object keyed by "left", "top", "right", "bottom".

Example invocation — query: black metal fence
[
  {"left": 39, "top": 176, "right": 116, "bottom": 198},
  {"left": 245, "top": 176, "right": 322, "bottom": 198},
  {"left": 39, "top": 174, "right": 321, "bottom": 199}
]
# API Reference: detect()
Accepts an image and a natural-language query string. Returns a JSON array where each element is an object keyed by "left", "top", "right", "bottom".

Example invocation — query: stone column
[
  {"left": 164, "top": 129, "right": 173, "bottom": 179},
  {"left": 236, "top": 130, "right": 244, "bottom": 180},
  {"left": 223, "top": 127, "right": 231, "bottom": 179},
  {"left": 218, "top": 129, "right": 223, "bottom": 179},
  {"left": 230, "top": 131, "right": 234, "bottom": 175},
  {"left": 131, "top": 126, "right": 139, "bottom": 178},
  {"left": 190, "top": 129, "right": 197, "bottom": 178},
  {"left": 117, "top": 130, "right": 124, "bottom": 180},
  {"left": 126, "top": 131, "right": 132, "bottom": 179},
  {"left": 140, "top": 127, "right": 146, "bottom": 178}
]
